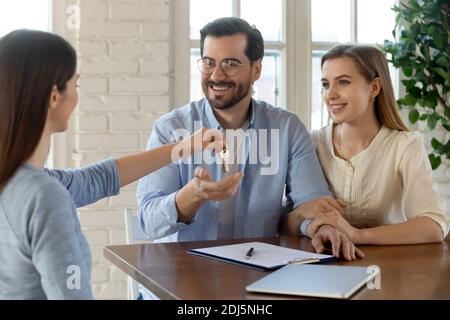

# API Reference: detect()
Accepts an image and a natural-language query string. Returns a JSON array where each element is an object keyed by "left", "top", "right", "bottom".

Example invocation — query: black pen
[{"left": 245, "top": 247, "right": 254, "bottom": 259}]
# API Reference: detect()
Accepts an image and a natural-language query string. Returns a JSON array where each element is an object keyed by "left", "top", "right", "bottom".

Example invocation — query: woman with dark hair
[
  {"left": 288, "top": 44, "right": 449, "bottom": 248},
  {"left": 0, "top": 29, "right": 224, "bottom": 299}
]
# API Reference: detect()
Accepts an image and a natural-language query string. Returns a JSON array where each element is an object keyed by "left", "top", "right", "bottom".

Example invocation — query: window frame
[
  {"left": 173, "top": 0, "right": 399, "bottom": 131},
  {"left": 310, "top": 0, "right": 400, "bottom": 130},
  {"left": 173, "top": 0, "right": 310, "bottom": 125},
  {"left": 0, "top": 0, "right": 65, "bottom": 168},
  {"left": 51, "top": 0, "right": 77, "bottom": 169}
]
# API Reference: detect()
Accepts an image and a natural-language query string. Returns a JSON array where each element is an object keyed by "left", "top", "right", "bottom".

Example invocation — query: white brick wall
[{"left": 72, "top": 0, "right": 171, "bottom": 300}]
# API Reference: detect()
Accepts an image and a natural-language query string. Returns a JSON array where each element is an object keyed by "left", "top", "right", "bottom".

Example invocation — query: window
[
  {"left": 0, "top": 0, "right": 51, "bottom": 37},
  {"left": 175, "top": 0, "right": 400, "bottom": 130},
  {"left": 310, "top": 0, "right": 398, "bottom": 130},
  {"left": 183, "top": 0, "right": 285, "bottom": 108},
  {"left": 0, "top": 0, "right": 52, "bottom": 164}
]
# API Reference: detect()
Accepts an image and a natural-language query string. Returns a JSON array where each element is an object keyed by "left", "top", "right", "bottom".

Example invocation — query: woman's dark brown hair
[{"left": 0, "top": 29, "right": 77, "bottom": 190}]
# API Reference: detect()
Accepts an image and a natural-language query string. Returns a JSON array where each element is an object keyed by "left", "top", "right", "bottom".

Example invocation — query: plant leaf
[
  {"left": 433, "top": 67, "right": 449, "bottom": 80},
  {"left": 422, "top": 91, "right": 438, "bottom": 109},
  {"left": 402, "top": 79, "right": 417, "bottom": 89},
  {"left": 409, "top": 109, "right": 420, "bottom": 123},
  {"left": 402, "top": 66, "right": 413, "bottom": 77},
  {"left": 399, "top": 95, "right": 417, "bottom": 106},
  {"left": 431, "top": 138, "right": 443, "bottom": 151},
  {"left": 446, "top": 107, "right": 450, "bottom": 120},
  {"left": 430, "top": 28, "right": 445, "bottom": 49},
  {"left": 436, "top": 56, "right": 448, "bottom": 68},
  {"left": 427, "top": 114, "right": 438, "bottom": 130},
  {"left": 429, "top": 153, "right": 442, "bottom": 170}
]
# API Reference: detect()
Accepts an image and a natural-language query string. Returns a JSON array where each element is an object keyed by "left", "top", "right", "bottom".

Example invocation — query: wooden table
[{"left": 104, "top": 236, "right": 450, "bottom": 300}]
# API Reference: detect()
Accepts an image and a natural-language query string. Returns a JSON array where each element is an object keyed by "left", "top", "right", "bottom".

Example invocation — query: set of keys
[{"left": 219, "top": 147, "right": 230, "bottom": 172}]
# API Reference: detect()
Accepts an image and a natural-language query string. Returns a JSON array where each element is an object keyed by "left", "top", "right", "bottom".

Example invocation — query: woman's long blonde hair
[{"left": 321, "top": 44, "right": 409, "bottom": 131}]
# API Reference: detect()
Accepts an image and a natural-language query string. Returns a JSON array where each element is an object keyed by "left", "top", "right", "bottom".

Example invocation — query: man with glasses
[{"left": 137, "top": 18, "right": 360, "bottom": 294}]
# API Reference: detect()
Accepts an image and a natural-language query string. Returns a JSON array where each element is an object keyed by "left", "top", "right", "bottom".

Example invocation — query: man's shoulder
[
  {"left": 254, "top": 100, "right": 304, "bottom": 128},
  {"left": 255, "top": 100, "right": 298, "bottom": 118},
  {"left": 155, "top": 99, "right": 206, "bottom": 128}
]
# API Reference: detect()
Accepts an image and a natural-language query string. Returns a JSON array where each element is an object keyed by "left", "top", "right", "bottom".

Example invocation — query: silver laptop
[{"left": 246, "top": 264, "right": 379, "bottom": 299}]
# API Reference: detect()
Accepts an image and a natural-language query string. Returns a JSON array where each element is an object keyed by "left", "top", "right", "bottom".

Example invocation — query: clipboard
[{"left": 187, "top": 242, "right": 336, "bottom": 271}]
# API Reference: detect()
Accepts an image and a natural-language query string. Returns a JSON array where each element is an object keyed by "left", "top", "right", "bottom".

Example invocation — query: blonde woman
[{"left": 291, "top": 44, "right": 449, "bottom": 248}]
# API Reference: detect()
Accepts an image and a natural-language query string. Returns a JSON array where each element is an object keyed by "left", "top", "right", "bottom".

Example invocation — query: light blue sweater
[{"left": 0, "top": 159, "right": 119, "bottom": 299}]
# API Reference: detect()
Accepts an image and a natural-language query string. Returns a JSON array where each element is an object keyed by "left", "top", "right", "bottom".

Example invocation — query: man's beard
[{"left": 202, "top": 79, "right": 251, "bottom": 110}]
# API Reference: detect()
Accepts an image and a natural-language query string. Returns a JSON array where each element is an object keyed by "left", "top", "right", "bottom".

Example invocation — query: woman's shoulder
[
  {"left": 2, "top": 165, "right": 73, "bottom": 217},
  {"left": 1, "top": 166, "right": 76, "bottom": 247},
  {"left": 380, "top": 128, "right": 427, "bottom": 167},
  {"left": 15, "top": 165, "right": 70, "bottom": 194},
  {"left": 311, "top": 124, "right": 331, "bottom": 147},
  {"left": 385, "top": 128, "right": 423, "bottom": 151}
]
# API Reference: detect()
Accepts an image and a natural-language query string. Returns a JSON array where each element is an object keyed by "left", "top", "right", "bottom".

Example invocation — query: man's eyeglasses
[{"left": 197, "top": 58, "right": 253, "bottom": 77}]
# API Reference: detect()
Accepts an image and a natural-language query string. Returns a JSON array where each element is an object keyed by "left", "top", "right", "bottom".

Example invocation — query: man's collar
[{"left": 203, "top": 99, "right": 256, "bottom": 130}]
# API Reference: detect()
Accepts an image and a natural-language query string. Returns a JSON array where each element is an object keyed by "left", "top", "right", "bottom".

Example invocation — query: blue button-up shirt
[{"left": 137, "top": 98, "right": 330, "bottom": 242}]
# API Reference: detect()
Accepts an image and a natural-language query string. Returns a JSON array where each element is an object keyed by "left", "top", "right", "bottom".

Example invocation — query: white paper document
[{"left": 188, "top": 241, "right": 335, "bottom": 270}]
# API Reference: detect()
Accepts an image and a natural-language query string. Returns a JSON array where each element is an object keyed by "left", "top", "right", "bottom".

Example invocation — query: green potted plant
[{"left": 383, "top": 0, "right": 449, "bottom": 169}]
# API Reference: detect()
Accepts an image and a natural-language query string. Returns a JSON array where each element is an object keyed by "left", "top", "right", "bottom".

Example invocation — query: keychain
[{"left": 219, "top": 148, "right": 230, "bottom": 172}]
